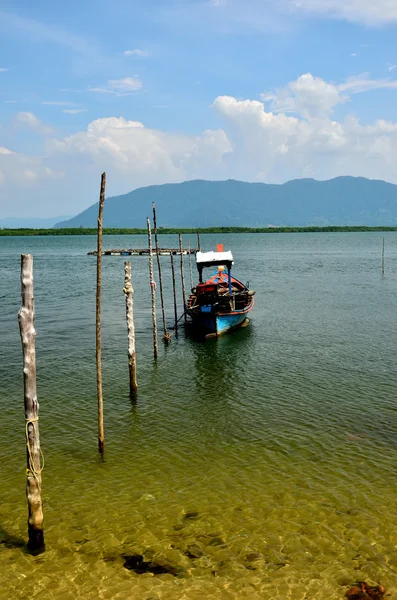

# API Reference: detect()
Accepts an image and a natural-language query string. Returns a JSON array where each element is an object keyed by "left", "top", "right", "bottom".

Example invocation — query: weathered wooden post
[
  {"left": 152, "top": 203, "right": 170, "bottom": 344},
  {"left": 382, "top": 237, "right": 385, "bottom": 275},
  {"left": 179, "top": 234, "right": 187, "bottom": 321},
  {"left": 123, "top": 261, "right": 138, "bottom": 398},
  {"left": 170, "top": 253, "right": 178, "bottom": 336},
  {"left": 197, "top": 231, "right": 201, "bottom": 251},
  {"left": 147, "top": 218, "right": 158, "bottom": 358},
  {"left": 96, "top": 172, "right": 105, "bottom": 455},
  {"left": 18, "top": 254, "right": 45, "bottom": 555}
]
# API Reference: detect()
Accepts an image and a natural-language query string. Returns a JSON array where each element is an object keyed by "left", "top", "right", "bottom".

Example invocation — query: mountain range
[{"left": 55, "top": 177, "right": 397, "bottom": 228}]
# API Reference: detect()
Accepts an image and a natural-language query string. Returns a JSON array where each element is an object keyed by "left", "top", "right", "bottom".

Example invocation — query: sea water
[{"left": 1, "top": 232, "right": 397, "bottom": 600}]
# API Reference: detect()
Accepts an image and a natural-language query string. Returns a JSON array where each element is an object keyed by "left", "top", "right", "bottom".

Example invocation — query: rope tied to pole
[
  {"left": 150, "top": 280, "right": 157, "bottom": 290},
  {"left": 123, "top": 283, "right": 133, "bottom": 295},
  {"left": 25, "top": 417, "right": 44, "bottom": 482}
]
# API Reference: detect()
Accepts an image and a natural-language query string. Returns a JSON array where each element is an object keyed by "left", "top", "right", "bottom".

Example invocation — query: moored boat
[{"left": 186, "top": 246, "right": 255, "bottom": 338}]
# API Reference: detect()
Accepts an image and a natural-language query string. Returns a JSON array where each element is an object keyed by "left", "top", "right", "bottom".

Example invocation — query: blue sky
[{"left": 1, "top": 0, "right": 397, "bottom": 218}]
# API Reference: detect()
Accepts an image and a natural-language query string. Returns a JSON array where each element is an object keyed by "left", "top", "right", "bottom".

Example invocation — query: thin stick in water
[
  {"left": 152, "top": 203, "right": 170, "bottom": 344},
  {"left": 188, "top": 242, "right": 193, "bottom": 291},
  {"left": 170, "top": 253, "right": 178, "bottom": 336},
  {"left": 124, "top": 261, "right": 138, "bottom": 399},
  {"left": 18, "top": 254, "right": 45, "bottom": 555},
  {"left": 382, "top": 237, "right": 385, "bottom": 275},
  {"left": 179, "top": 234, "right": 187, "bottom": 321},
  {"left": 147, "top": 218, "right": 158, "bottom": 358},
  {"left": 96, "top": 172, "right": 106, "bottom": 455}
]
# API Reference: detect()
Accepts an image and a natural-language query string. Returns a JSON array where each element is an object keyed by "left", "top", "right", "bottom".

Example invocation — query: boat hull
[{"left": 187, "top": 299, "right": 254, "bottom": 337}]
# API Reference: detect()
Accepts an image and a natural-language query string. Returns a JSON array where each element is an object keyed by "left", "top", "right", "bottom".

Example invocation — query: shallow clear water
[{"left": 1, "top": 232, "right": 397, "bottom": 600}]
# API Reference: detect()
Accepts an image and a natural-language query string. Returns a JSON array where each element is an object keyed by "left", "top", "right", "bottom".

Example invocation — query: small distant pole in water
[
  {"left": 147, "top": 218, "right": 158, "bottom": 359},
  {"left": 188, "top": 242, "right": 193, "bottom": 291},
  {"left": 123, "top": 261, "right": 138, "bottom": 399},
  {"left": 179, "top": 234, "right": 187, "bottom": 321},
  {"left": 382, "top": 237, "right": 385, "bottom": 275},
  {"left": 152, "top": 203, "right": 170, "bottom": 344},
  {"left": 197, "top": 231, "right": 201, "bottom": 251},
  {"left": 170, "top": 253, "right": 178, "bottom": 336},
  {"left": 18, "top": 254, "right": 45, "bottom": 555},
  {"left": 96, "top": 172, "right": 106, "bottom": 455}
]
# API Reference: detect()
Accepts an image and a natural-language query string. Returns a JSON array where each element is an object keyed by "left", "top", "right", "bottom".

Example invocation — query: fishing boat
[{"left": 186, "top": 245, "right": 255, "bottom": 338}]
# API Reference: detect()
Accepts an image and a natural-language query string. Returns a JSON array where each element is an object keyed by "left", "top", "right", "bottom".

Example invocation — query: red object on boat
[{"left": 216, "top": 243, "right": 224, "bottom": 252}]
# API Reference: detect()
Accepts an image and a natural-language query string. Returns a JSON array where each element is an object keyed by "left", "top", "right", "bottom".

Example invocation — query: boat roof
[{"left": 196, "top": 250, "right": 234, "bottom": 267}]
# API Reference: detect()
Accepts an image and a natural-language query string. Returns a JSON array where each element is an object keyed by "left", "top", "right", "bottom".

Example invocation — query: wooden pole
[
  {"left": 152, "top": 203, "right": 170, "bottom": 344},
  {"left": 382, "top": 237, "right": 385, "bottom": 275},
  {"left": 170, "top": 253, "right": 178, "bottom": 336},
  {"left": 124, "top": 262, "right": 138, "bottom": 398},
  {"left": 18, "top": 254, "right": 45, "bottom": 555},
  {"left": 188, "top": 242, "right": 193, "bottom": 291},
  {"left": 96, "top": 172, "right": 105, "bottom": 455},
  {"left": 197, "top": 231, "right": 201, "bottom": 251},
  {"left": 147, "top": 218, "right": 158, "bottom": 358},
  {"left": 179, "top": 234, "right": 187, "bottom": 321}
]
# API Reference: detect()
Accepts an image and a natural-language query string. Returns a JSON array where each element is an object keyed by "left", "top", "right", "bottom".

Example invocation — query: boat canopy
[{"left": 196, "top": 250, "right": 234, "bottom": 268}]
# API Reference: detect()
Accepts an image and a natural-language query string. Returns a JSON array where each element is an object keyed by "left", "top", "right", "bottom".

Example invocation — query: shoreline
[{"left": 1, "top": 225, "right": 397, "bottom": 236}]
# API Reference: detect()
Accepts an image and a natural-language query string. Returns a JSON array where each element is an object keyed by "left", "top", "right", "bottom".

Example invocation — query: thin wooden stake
[
  {"left": 18, "top": 254, "right": 45, "bottom": 555},
  {"left": 147, "top": 218, "right": 158, "bottom": 358},
  {"left": 96, "top": 172, "right": 105, "bottom": 455},
  {"left": 124, "top": 262, "right": 138, "bottom": 398},
  {"left": 152, "top": 203, "right": 170, "bottom": 344},
  {"left": 197, "top": 231, "right": 201, "bottom": 251},
  {"left": 170, "top": 253, "right": 178, "bottom": 336},
  {"left": 179, "top": 234, "right": 187, "bottom": 321},
  {"left": 382, "top": 237, "right": 385, "bottom": 275},
  {"left": 188, "top": 242, "right": 193, "bottom": 291}
]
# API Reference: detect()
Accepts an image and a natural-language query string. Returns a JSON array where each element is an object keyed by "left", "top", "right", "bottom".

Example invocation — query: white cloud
[
  {"left": 124, "top": 49, "right": 149, "bottom": 57},
  {"left": 16, "top": 112, "right": 55, "bottom": 135},
  {"left": 290, "top": 0, "right": 397, "bottom": 24},
  {"left": 89, "top": 76, "right": 142, "bottom": 95},
  {"left": 261, "top": 73, "right": 397, "bottom": 119},
  {"left": 0, "top": 68, "right": 8, "bottom": 72},
  {"left": 387, "top": 63, "right": 397, "bottom": 72},
  {"left": 3, "top": 72, "right": 397, "bottom": 217},
  {"left": 63, "top": 109, "right": 87, "bottom": 114},
  {"left": 0, "top": 146, "right": 15, "bottom": 155}
]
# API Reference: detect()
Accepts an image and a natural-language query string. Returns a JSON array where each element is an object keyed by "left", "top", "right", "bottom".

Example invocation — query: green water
[{"left": 1, "top": 233, "right": 397, "bottom": 600}]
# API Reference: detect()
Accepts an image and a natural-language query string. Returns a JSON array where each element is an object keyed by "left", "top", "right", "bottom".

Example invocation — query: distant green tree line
[{"left": 1, "top": 225, "right": 397, "bottom": 237}]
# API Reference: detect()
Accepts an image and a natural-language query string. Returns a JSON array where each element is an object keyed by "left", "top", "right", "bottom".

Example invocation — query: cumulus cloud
[
  {"left": 2, "top": 72, "right": 397, "bottom": 216},
  {"left": 89, "top": 77, "right": 142, "bottom": 95},
  {"left": 261, "top": 73, "right": 397, "bottom": 119},
  {"left": 48, "top": 116, "right": 232, "bottom": 188}
]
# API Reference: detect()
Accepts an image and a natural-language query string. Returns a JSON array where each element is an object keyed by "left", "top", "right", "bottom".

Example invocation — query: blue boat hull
[{"left": 188, "top": 305, "right": 252, "bottom": 337}]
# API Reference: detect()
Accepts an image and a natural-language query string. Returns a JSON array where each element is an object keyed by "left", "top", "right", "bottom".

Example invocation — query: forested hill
[{"left": 55, "top": 177, "right": 397, "bottom": 228}]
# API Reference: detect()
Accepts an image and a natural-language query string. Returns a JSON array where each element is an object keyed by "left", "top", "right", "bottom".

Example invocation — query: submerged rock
[
  {"left": 122, "top": 553, "right": 185, "bottom": 577},
  {"left": 184, "top": 511, "right": 200, "bottom": 520},
  {"left": 185, "top": 544, "right": 203, "bottom": 559},
  {"left": 345, "top": 581, "right": 386, "bottom": 600}
]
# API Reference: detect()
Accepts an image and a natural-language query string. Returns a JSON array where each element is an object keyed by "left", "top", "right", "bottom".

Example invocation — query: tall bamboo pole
[
  {"left": 197, "top": 231, "right": 201, "bottom": 251},
  {"left": 18, "top": 254, "right": 45, "bottom": 555},
  {"left": 124, "top": 262, "right": 138, "bottom": 398},
  {"left": 179, "top": 234, "right": 187, "bottom": 321},
  {"left": 170, "top": 253, "right": 178, "bottom": 336},
  {"left": 382, "top": 237, "right": 385, "bottom": 275},
  {"left": 147, "top": 218, "right": 158, "bottom": 358},
  {"left": 152, "top": 203, "right": 170, "bottom": 343},
  {"left": 188, "top": 242, "right": 193, "bottom": 291},
  {"left": 96, "top": 172, "right": 106, "bottom": 455}
]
